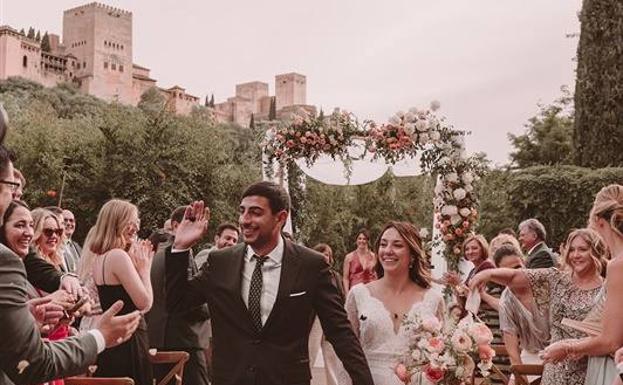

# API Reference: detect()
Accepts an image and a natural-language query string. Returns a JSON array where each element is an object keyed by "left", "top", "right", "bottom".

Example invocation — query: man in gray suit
[
  {"left": 62, "top": 209, "right": 82, "bottom": 274},
  {"left": 147, "top": 206, "right": 211, "bottom": 385},
  {"left": 0, "top": 142, "right": 141, "bottom": 385},
  {"left": 518, "top": 218, "right": 557, "bottom": 269}
]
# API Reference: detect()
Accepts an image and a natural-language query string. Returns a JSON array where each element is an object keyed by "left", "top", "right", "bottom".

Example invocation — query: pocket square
[{"left": 289, "top": 291, "right": 307, "bottom": 297}]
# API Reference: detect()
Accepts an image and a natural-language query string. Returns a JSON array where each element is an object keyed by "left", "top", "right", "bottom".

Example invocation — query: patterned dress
[{"left": 525, "top": 268, "right": 602, "bottom": 385}]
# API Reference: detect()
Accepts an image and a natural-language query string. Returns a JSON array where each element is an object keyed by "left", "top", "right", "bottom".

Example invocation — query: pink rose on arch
[
  {"left": 455, "top": 228, "right": 464, "bottom": 237},
  {"left": 394, "top": 363, "right": 411, "bottom": 384},
  {"left": 463, "top": 220, "right": 470, "bottom": 229},
  {"left": 286, "top": 140, "right": 295, "bottom": 149},
  {"left": 424, "top": 365, "right": 445, "bottom": 383},
  {"left": 468, "top": 323, "right": 493, "bottom": 345}
]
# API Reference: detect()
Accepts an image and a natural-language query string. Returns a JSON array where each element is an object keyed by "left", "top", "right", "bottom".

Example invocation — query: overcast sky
[{"left": 1, "top": 0, "right": 581, "bottom": 166}]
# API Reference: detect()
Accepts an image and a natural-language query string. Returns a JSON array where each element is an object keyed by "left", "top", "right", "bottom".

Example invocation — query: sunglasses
[{"left": 42, "top": 228, "right": 64, "bottom": 237}]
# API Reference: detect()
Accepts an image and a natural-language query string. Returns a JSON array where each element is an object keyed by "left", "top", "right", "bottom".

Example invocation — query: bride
[{"left": 338, "top": 221, "right": 444, "bottom": 385}]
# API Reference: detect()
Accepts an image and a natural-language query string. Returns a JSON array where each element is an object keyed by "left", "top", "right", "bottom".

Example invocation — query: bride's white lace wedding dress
[{"left": 337, "top": 283, "right": 444, "bottom": 385}]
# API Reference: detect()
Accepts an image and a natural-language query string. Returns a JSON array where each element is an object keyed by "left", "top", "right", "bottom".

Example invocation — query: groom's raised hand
[{"left": 173, "top": 201, "right": 210, "bottom": 250}]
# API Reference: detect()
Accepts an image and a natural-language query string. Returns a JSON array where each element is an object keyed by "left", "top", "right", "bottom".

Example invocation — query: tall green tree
[
  {"left": 27, "top": 27, "right": 35, "bottom": 39},
  {"left": 508, "top": 89, "right": 574, "bottom": 168},
  {"left": 209, "top": 94, "right": 215, "bottom": 107},
  {"left": 41, "top": 32, "right": 51, "bottom": 52},
  {"left": 249, "top": 113, "right": 255, "bottom": 129},
  {"left": 19, "top": 28, "right": 25, "bottom": 36},
  {"left": 35, "top": 30, "right": 41, "bottom": 42},
  {"left": 268, "top": 96, "right": 276, "bottom": 120},
  {"left": 574, "top": 0, "right": 623, "bottom": 167}
]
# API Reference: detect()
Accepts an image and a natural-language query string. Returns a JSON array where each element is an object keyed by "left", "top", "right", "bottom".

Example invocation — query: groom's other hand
[{"left": 173, "top": 200, "right": 210, "bottom": 250}]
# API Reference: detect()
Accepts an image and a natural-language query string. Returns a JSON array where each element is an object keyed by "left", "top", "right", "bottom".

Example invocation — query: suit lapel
[
  {"left": 262, "top": 240, "right": 304, "bottom": 333},
  {"left": 227, "top": 245, "right": 257, "bottom": 331}
]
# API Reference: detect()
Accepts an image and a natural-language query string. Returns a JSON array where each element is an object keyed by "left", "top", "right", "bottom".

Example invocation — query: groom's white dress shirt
[{"left": 241, "top": 236, "right": 284, "bottom": 326}]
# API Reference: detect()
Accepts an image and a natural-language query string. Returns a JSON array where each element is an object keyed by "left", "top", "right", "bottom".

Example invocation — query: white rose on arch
[
  {"left": 465, "top": 184, "right": 474, "bottom": 193},
  {"left": 451, "top": 215, "right": 462, "bottom": 225},
  {"left": 404, "top": 123, "right": 416, "bottom": 136},
  {"left": 459, "top": 207, "right": 471, "bottom": 218},
  {"left": 418, "top": 133, "right": 429, "bottom": 145},
  {"left": 419, "top": 228, "right": 430, "bottom": 239},
  {"left": 462, "top": 171, "right": 474, "bottom": 184},
  {"left": 441, "top": 205, "right": 458, "bottom": 216},
  {"left": 453, "top": 188, "right": 467, "bottom": 200},
  {"left": 430, "top": 131, "right": 441, "bottom": 142},
  {"left": 445, "top": 172, "right": 459, "bottom": 183},
  {"left": 415, "top": 119, "right": 428, "bottom": 132}
]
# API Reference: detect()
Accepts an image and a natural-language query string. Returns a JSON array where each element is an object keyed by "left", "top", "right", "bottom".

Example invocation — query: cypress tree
[
  {"left": 19, "top": 28, "right": 25, "bottom": 36},
  {"left": 41, "top": 32, "right": 51, "bottom": 52},
  {"left": 573, "top": 0, "right": 623, "bottom": 167},
  {"left": 209, "top": 94, "right": 215, "bottom": 107},
  {"left": 35, "top": 30, "right": 41, "bottom": 42},
  {"left": 27, "top": 27, "right": 35, "bottom": 39},
  {"left": 249, "top": 113, "right": 255, "bottom": 129},
  {"left": 204, "top": 95, "right": 209, "bottom": 107},
  {"left": 268, "top": 96, "right": 277, "bottom": 120}
]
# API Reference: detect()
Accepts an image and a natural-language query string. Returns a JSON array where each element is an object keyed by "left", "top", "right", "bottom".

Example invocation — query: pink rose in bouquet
[
  {"left": 468, "top": 323, "right": 494, "bottom": 345},
  {"left": 394, "top": 363, "right": 412, "bottom": 384},
  {"left": 424, "top": 365, "right": 445, "bottom": 383}
]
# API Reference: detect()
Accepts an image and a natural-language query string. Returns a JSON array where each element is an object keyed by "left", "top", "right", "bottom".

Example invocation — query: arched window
[{"left": 23, "top": 56, "right": 27, "bottom": 68}]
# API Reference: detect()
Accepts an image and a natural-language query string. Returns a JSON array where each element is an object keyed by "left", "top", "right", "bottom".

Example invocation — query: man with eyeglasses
[{"left": 61, "top": 209, "right": 81, "bottom": 274}]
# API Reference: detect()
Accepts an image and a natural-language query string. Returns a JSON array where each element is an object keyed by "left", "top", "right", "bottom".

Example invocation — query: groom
[{"left": 166, "top": 181, "right": 373, "bottom": 385}]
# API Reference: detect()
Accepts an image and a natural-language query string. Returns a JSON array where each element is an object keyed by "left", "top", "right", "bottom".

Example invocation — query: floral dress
[{"left": 525, "top": 268, "right": 602, "bottom": 385}]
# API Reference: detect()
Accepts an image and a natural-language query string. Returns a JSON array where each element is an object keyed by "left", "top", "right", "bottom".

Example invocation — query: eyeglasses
[
  {"left": 0, "top": 180, "right": 20, "bottom": 193},
  {"left": 42, "top": 228, "right": 64, "bottom": 237}
]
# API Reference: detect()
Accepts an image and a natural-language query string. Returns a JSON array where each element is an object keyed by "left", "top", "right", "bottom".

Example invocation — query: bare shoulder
[
  {"left": 606, "top": 258, "right": 623, "bottom": 279},
  {"left": 343, "top": 252, "right": 353, "bottom": 262},
  {"left": 104, "top": 248, "right": 132, "bottom": 270}
]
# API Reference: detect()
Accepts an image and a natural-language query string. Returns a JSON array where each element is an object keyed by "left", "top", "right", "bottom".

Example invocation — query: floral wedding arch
[{"left": 261, "top": 104, "right": 487, "bottom": 272}]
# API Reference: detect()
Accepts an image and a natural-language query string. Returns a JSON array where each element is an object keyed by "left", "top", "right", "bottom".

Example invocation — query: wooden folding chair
[
  {"left": 511, "top": 364, "right": 544, "bottom": 385},
  {"left": 149, "top": 350, "right": 189, "bottom": 385},
  {"left": 65, "top": 377, "right": 134, "bottom": 385}
]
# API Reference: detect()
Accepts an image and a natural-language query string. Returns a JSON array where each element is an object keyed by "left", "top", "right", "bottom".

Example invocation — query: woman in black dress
[{"left": 83, "top": 199, "right": 154, "bottom": 385}]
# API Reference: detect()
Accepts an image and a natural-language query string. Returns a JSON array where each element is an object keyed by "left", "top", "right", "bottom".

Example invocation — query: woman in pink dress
[{"left": 342, "top": 229, "right": 377, "bottom": 292}]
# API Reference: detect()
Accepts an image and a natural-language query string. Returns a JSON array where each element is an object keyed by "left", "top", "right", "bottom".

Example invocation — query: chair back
[{"left": 149, "top": 350, "right": 190, "bottom": 385}]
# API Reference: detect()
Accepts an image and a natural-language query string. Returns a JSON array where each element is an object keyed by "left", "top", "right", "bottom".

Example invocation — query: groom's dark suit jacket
[{"left": 166, "top": 240, "right": 373, "bottom": 385}]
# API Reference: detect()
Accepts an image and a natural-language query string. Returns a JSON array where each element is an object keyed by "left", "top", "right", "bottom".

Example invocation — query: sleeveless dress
[
  {"left": 347, "top": 253, "right": 377, "bottom": 288},
  {"left": 583, "top": 286, "right": 617, "bottom": 385},
  {"left": 524, "top": 268, "right": 602, "bottom": 385},
  {"left": 95, "top": 254, "right": 152, "bottom": 385},
  {"left": 337, "top": 284, "right": 444, "bottom": 385}
]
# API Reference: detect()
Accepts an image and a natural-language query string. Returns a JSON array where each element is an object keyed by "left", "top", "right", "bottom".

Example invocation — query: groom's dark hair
[{"left": 242, "top": 181, "right": 290, "bottom": 214}]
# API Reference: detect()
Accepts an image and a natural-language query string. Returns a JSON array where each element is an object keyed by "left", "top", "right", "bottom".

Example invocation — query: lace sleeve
[
  {"left": 344, "top": 288, "right": 360, "bottom": 339},
  {"left": 524, "top": 267, "right": 557, "bottom": 313}
]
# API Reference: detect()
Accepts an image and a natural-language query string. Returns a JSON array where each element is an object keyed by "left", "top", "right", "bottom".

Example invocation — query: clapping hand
[
  {"left": 128, "top": 239, "right": 155, "bottom": 276},
  {"left": 173, "top": 201, "right": 210, "bottom": 250},
  {"left": 28, "top": 297, "right": 64, "bottom": 330}
]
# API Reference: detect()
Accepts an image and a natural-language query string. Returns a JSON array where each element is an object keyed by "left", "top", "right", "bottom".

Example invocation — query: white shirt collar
[
  {"left": 527, "top": 241, "right": 544, "bottom": 255},
  {"left": 245, "top": 235, "right": 284, "bottom": 264}
]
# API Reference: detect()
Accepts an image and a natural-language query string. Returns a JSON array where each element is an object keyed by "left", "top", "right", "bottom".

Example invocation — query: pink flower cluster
[{"left": 396, "top": 314, "right": 494, "bottom": 384}]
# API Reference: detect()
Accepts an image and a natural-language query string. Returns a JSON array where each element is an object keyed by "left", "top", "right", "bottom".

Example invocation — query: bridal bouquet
[{"left": 395, "top": 313, "right": 495, "bottom": 385}]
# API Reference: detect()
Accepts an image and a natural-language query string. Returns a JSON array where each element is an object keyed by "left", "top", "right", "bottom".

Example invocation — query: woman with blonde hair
[
  {"left": 470, "top": 228, "right": 606, "bottom": 385},
  {"left": 88, "top": 199, "right": 154, "bottom": 385},
  {"left": 541, "top": 184, "right": 623, "bottom": 385},
  {"left": 30, "top": 208, "right": 66, "bottom": 271}
]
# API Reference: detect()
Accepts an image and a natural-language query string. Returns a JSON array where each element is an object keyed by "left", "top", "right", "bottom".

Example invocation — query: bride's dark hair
[{"left": 374, "top": 221, "right": 432, "bottom": 288}]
